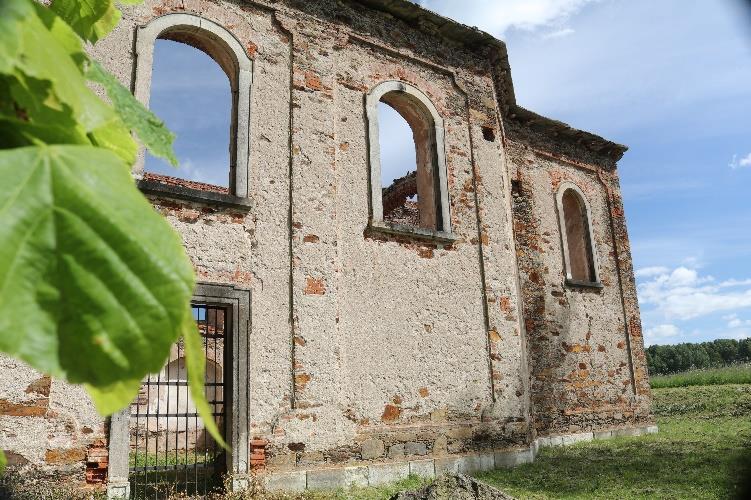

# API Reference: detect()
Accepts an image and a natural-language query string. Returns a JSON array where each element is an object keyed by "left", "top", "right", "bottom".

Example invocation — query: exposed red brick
[
  {"left": 24, "top": 376, "right": 51, "bottom": 397},
  {"left": 303, "top": 234, "right": 320, "bottom": 243},
  {"left": 418, "top": 387, "right": 429, "bottom": 398},
  {"left": 142, "top": 172, "right": 229, "bottom": 194},
  {"left": 0, "top": 398, "right": 48, "bottom": 417},
  {"left": 381, "top": 404, "right": 401, "bottom": 422},
  {"left": 304, "top": 277, "right": 326, "bottom": 295},
  {"left": 45, "top": 447, "right": 86, "bottom": 465}
]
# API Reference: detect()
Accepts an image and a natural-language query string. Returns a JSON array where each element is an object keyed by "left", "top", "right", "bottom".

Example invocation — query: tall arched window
[
  {"left": 366, "top": 81, "right": 451, "bottom": 236},
  {"left": 132, "top": 14, "right": 252, "bottom": 199},
  {"left": 556, "top": 183, "right": 600, "bottom": 284}
]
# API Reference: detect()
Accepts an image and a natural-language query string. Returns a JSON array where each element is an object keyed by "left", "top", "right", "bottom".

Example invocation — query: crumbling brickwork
[{"left": 0, "top": 0, "right": 653, "bottom": 492}]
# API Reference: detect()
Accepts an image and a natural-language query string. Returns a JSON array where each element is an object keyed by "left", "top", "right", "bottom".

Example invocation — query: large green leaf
[
  {"left": 0, "top": 0, "right": 116, "bottom": 133},
  {"left": 86, "top": 59, "right": 178, "bottom": 166},
  {"left": 50, "top": 0, "right": 120, "bottom": 44},
  {"left": 0, "top": 449, "right": 5, "bottom": 474},
  {"left": 0, "top": 145, "right": 194, "bottom": 400}
]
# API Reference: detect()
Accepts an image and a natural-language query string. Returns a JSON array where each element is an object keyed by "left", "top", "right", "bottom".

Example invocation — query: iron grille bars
[{"left": 128, "top": 304, "right": 228, "bottom": 499}]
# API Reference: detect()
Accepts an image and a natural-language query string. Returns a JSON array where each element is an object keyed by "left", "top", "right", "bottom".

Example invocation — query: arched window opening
[
  {"left": 144, "top": 39, "right": 232, "bottom": 190},
  {"left": 133, "top": 14, "right": 253, "bottom": 199},
  {"left": 378, "top": 101, "right": 421, "bottom": 226},
  {"left": 558, "top": 186, "right": 598, "bottom": 283},
  {"left": 366, "top": 81, "right": 451, "bottom": 236},
  {"left": 378, "top": 92, "right": 440, "bottom": 230}
]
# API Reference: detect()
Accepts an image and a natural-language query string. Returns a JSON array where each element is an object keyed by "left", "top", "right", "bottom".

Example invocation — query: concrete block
[
  {"left": 409, "top": 459, "right": 435, "bottom": 479},
  {"left": 368, "top": 462, "right": 409, "bottom": 485},
  {"left": 264, "top": 471, "right": 307, "bottom": 492},
  {"left": 611, "top": 427, "right": 643, "bottom": 438},
  {"left": 308, "top": 468, "right": 346, "bottom": 490},
  {"left": 646, "top": 425, "right": 659, "bottom": 434},
  {"left": 434, "top": 456, "right": 461, "bottom": 475},
  {"left": 561, "top": 432, "right": 593, "bottom": 446},
  {"left": 593, "top": 430, "right": 613, "bottom": 440},
  {"left": 459, "top": 453, "right": 495, "bottom": 473},
  {"left": 495, "top": 448, "right": 534, "bottom": 468},
  {"left": 344, "top": 466, "right": 369, "bottom": 487}
]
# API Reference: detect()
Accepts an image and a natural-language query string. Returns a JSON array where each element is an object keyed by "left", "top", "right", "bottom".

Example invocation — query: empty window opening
[
  {"left": 377, "top": 94, "right": 440, "bottom": 230},
  {"left": 561, "top": 188, "right": 596, "bottom": 282},
  {"left": 144, "top": 39, "right": 232, "bottom": 191}
]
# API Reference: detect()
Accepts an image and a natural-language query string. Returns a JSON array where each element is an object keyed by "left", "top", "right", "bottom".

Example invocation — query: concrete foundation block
[
  {"left": 368, "top": 462, "right": 409, "bottom": 485},
  {"left": 344, "top": 466, "right": 369, "bottom": 487},
  {"left": 495, "top": 448, "right": 534, "bottom": 468},
  {"left": 106, "top": 481, "right": 130, "bottom": 500},
  {"left": 264, "top": 471, "right": 307, "bottom": 492},
  {"left": 560, "top": 432, "right": 593, "bottom": 446},
  {"left": 434, "top": 456, "right": 461, "bottom": 475},
  {"left": 458, "top": 453, "right": 495, "bottom": 474},
  {"left": 409, "top": 459, "right": 436, "bottom": 479},
  {"left": 646, "top": 425, "right": 659, "bottom": 434},
  {"left": 611, "top": 427, "right": 643, "bottom": 438},
  {"left": 593, "top": 430, "right": 613, "bottom": 440},
  {"left": 307, "top": 468, "right": 346, "bottom": 490}
]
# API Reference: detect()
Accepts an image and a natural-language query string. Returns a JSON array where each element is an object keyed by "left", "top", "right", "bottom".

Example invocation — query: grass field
[
  {"left": 650, "top": 363, "right": 751, "bottom": 388},
  {"left": 475, "top": 383, "right": 751, "bottom": 499}
]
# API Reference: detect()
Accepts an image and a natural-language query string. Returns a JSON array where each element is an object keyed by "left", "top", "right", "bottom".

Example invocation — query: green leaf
[
  {"left": 184, "top": 313, "right": 229, "bottom": 450},
  {"left": 0, "top": 449, "right": 6, "bottom": 474},
  {"left": 86, "top": 59, "right": 178, "bottom": 166},
  {"left": 50, "top": 0, "right": 145, "bottom": 44},
  {"left": 85, "top": 378, "right": 143, "bottom": 415},
  {"left": 0, "top": 0, "right": 116, "bottom": 132},
  {"left": 0, "top": 145, "right": 195, "bottom": 411},
  {"left": 50, "top": 0, "right": 114, "bottom": 44}
]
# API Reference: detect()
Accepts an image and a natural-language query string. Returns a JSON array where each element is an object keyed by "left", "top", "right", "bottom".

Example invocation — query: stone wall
[
  {"left": 507, "top": 141, "right": 653, "bottom": 436},
  {"left": 0, "top": 0, "right": 653, "bottom": 491}
]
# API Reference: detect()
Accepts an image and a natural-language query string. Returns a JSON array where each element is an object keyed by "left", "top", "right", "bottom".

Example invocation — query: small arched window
[
  {"left": 132, "top": 14, "right": 252, "bottom": 199},
  {"left": 556, "top": 183, "right": 599, "bottom": 284},
  {"left": 366, "top": 81, "right": 451, "bottom": 236}
]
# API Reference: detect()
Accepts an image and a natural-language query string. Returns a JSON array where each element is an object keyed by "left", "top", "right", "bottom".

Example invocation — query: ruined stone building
[{"left": 0, "top": 0, "right": 655, "bottom": 497}]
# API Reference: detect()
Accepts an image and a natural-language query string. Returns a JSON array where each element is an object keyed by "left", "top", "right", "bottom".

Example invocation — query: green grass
[
  {"left": 650, "top": 364, "right": 751, "bottom": 388},
  {"left": 474, "top": 383, "right": 751, "bottom": 499}
]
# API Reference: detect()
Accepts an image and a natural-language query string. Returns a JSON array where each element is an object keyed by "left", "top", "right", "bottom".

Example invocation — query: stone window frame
[
  {"left": 132, "top": 13, "right": 253, "bottom": 208},
  {"left": 365, "top": 81, "right": 456, "bottom": 243},
  {"left": 555, "top": 182, "right": 602, "bottom": 289},
  {"left": 106, "top": 283, "right": 252, "bottom": 499}
]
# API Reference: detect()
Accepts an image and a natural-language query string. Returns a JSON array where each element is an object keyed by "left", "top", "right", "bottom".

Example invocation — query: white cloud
[
  {"left": 729, "top": 152, "right": 751, "bottom": 169},
  {"left": 638, "top": 266, "right": 751, "bottom": 320},
  {"left": 644, "top": 324, "right": 680, "bottom": 346},
  {"left": 724, "top": 314, "right": 751, "bottom": 329},
  {"left": 417, "top": 0, "right": 599, "bottom": 36},
  {"left": 542, "top": 28, "right": 576, "bottom": 40},
  {"left": 635, "top": 266, "right": 669, "bottom": 278}
]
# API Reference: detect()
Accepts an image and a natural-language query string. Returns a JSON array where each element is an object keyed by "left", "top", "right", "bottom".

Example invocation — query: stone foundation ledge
[{"left": 263, "top": 424, "right": 658, "bottom": 492}]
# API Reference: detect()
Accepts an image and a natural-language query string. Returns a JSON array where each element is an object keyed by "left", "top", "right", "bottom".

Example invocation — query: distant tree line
[{"left": 646, "top": 338, "right": 751, "bottom": 375}]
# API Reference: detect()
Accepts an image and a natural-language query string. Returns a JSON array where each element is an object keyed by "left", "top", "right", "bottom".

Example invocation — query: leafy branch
[{"left": 0, "top": 0, "right": 226, "bottom": 471}]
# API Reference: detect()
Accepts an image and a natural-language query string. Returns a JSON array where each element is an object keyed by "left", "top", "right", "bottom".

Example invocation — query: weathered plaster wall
[
  {"left": 507, "top": 141, "right": 653, "bottom": 436},
  {"left": 0, "top": 355, "right": 106, "bottom": 480},
  {"left": 0, "top": 0, "right": 652, "bottom": 490}
]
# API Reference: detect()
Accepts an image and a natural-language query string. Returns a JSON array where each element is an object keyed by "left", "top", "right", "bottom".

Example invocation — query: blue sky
[{"left": 146, "top": 0, "right": 751, "bottom": 347}]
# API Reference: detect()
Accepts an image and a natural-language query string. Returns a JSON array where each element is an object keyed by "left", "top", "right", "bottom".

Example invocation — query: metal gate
[{"left": 128, "top": 304, "right": 230, "bottom": 498}]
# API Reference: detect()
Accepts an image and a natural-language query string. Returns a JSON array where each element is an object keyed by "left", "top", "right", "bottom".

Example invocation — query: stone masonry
[{"left": 0, "top": 0, "right": 654, "bottom": 494}]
